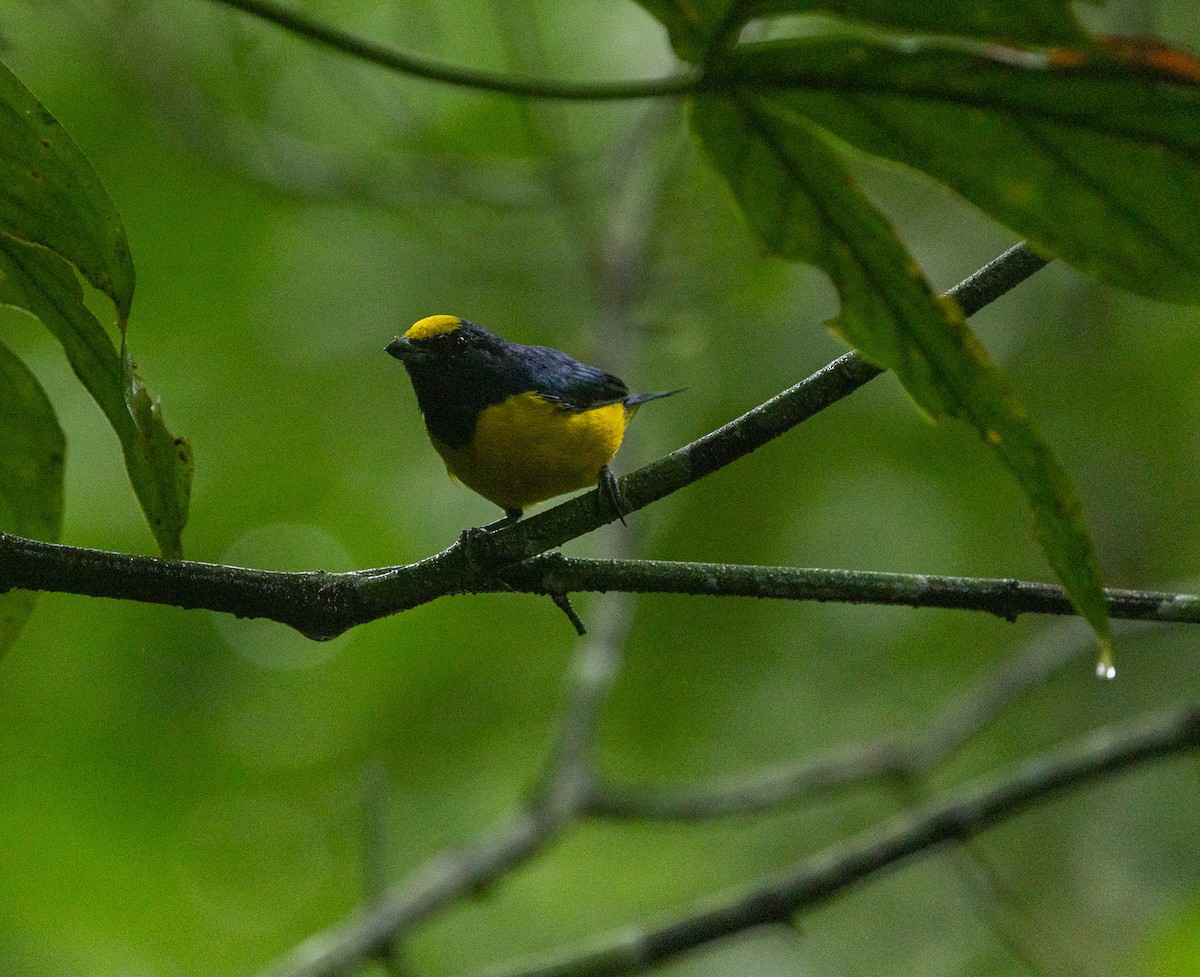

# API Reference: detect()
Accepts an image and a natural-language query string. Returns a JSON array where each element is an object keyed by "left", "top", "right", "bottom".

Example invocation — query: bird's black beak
[{"left": 385, "top": 336, "right": 418, "bottom": 364}]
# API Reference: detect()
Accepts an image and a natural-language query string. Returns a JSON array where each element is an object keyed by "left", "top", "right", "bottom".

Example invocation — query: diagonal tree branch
[
  {"left": 253, "top": 563, "right": 638, "bottom": 977},
  {"left": 475, "top": 701, "right": 1200, "bottom": 977}
]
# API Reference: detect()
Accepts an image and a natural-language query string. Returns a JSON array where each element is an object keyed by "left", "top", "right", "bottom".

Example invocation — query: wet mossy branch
[
  {"left": 4, "top": 531, "right": 1200, "bottom": 640},
  {"left": 507, "top": 554, "right": 1200, "bottom": 625}
]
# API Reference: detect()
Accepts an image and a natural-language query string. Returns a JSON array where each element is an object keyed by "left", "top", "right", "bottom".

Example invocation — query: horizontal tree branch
[
  {"left": 509, "top": 555, "right": 1200, "bottom": 624},
  {"left": 479, "top": 701, "right": 1200, "bottom": 977},
  {"left": 5, "top": 530, "right": 1199, "bottom": 641}
]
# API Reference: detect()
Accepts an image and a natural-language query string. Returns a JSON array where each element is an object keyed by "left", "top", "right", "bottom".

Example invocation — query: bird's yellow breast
[{"left": 428, "top": 391, "right": 630, "bottom": 512}]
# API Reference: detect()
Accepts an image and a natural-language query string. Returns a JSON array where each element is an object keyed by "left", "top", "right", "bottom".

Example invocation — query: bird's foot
[
  {"left": 457, "top": 508, "right": 522, "bottom": 564},
  {"left": 598, "top": 466, "right": 629, "bottom": 526}
]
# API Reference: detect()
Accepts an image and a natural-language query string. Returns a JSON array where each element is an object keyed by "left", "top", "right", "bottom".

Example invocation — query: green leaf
[
  {"left": 691, "top": 94, "right": 1112, "bottom": 656},
  {"left": 0, "top": 58, "right": 191, "bottom": 556},
  {"left": 632, "top": 0, "right": 728, "bottom": 63},
  {"left": 634, "top": 0, "right": 1086, "bottom": 65},
  {"left": 716, "top": 36, "right": 1200, "bottom": 303},
  {"left": 0, "top": 58, "right": 134, "bottom": 323},
  {"left": 0, "top": 238, "right": 192, "bottom": 559},
  {"left": 0, "top": 338, "right": 64, "bottom": 657}
]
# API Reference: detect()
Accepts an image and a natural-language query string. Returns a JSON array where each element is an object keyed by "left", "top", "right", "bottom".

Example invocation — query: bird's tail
[{"left": 625, "top": 387, "right": 686, "bottom": 411}]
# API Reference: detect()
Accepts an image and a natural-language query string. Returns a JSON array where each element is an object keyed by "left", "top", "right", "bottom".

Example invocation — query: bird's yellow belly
[{"left": 429, "top": 392, "right": 628, "bottom": 512}]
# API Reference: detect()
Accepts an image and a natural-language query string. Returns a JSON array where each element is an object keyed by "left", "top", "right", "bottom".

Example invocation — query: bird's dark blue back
[{"left": 504, "top": 341, "right": 630, "bottom": 411}]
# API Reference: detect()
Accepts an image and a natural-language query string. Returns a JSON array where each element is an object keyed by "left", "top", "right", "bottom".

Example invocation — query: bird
[{"left": 385, "top": 314, "right": 681, "bottom": 524}]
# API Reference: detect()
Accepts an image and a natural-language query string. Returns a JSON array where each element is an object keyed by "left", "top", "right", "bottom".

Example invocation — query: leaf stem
[{"left": 206, "top": 0, "right": 699, "bottom": 100}]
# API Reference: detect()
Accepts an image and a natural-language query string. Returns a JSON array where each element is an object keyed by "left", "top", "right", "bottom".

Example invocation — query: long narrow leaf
[
  {"left": 0, "top": 60, "right": 133, "bottom": 321},
  {"left": 0, "top": 59, "right": 191, "bottom": 556},
  {"left": 0, "top": 238, "right": 192, "bottom": 558},
  {"left": 692, "top": 94, "right": 1112, "bottom": 662},
  {"left": 0, "top": 339, "right": 64, "bottom": 657}
]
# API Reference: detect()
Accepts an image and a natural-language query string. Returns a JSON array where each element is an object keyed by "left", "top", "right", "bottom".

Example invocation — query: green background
[{"left": 0, "top": 1, "right": 1199, "bottom": 974}]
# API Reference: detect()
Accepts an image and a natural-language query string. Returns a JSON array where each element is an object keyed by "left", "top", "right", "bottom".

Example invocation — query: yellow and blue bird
[{"left": 386, "top": 315, "right": 680, "bottom": 523}]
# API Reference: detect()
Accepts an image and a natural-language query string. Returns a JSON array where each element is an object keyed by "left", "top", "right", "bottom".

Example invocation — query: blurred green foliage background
[{"left": 0, "top": 1, "right": 1199, "bottom": 975}]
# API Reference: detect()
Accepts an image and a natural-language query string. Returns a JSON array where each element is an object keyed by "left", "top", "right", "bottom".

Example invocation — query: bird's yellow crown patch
[{"left": 406, "top": 314, "right": 463, "bottom": 342}]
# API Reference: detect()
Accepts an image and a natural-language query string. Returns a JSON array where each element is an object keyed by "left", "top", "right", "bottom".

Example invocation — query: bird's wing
[{"left": 513, "top": 344, "right": 630, "bottom": 411}]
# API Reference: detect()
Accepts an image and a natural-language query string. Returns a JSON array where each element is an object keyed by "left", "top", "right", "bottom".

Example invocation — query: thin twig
[
  {"left": 587, "top": 618, "right": 1095, "bottom": 820},
  {"left": 360, "top": 759, "right": 391, "bottom": 905},
  {"left": 359, "top": 759, "right": 409, "bottom": 976},
  {"left": 535, "top": 592, "right": 638, "bottom": 812},
  {"left": 253, "top": 534, "right": 641, "bottom": 977},
  {"left": 938, "top": 838, "right": 1075, "bottom": 977},
  {"left": 256, "top": 808, "right": 551, "bottom": 977}
]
